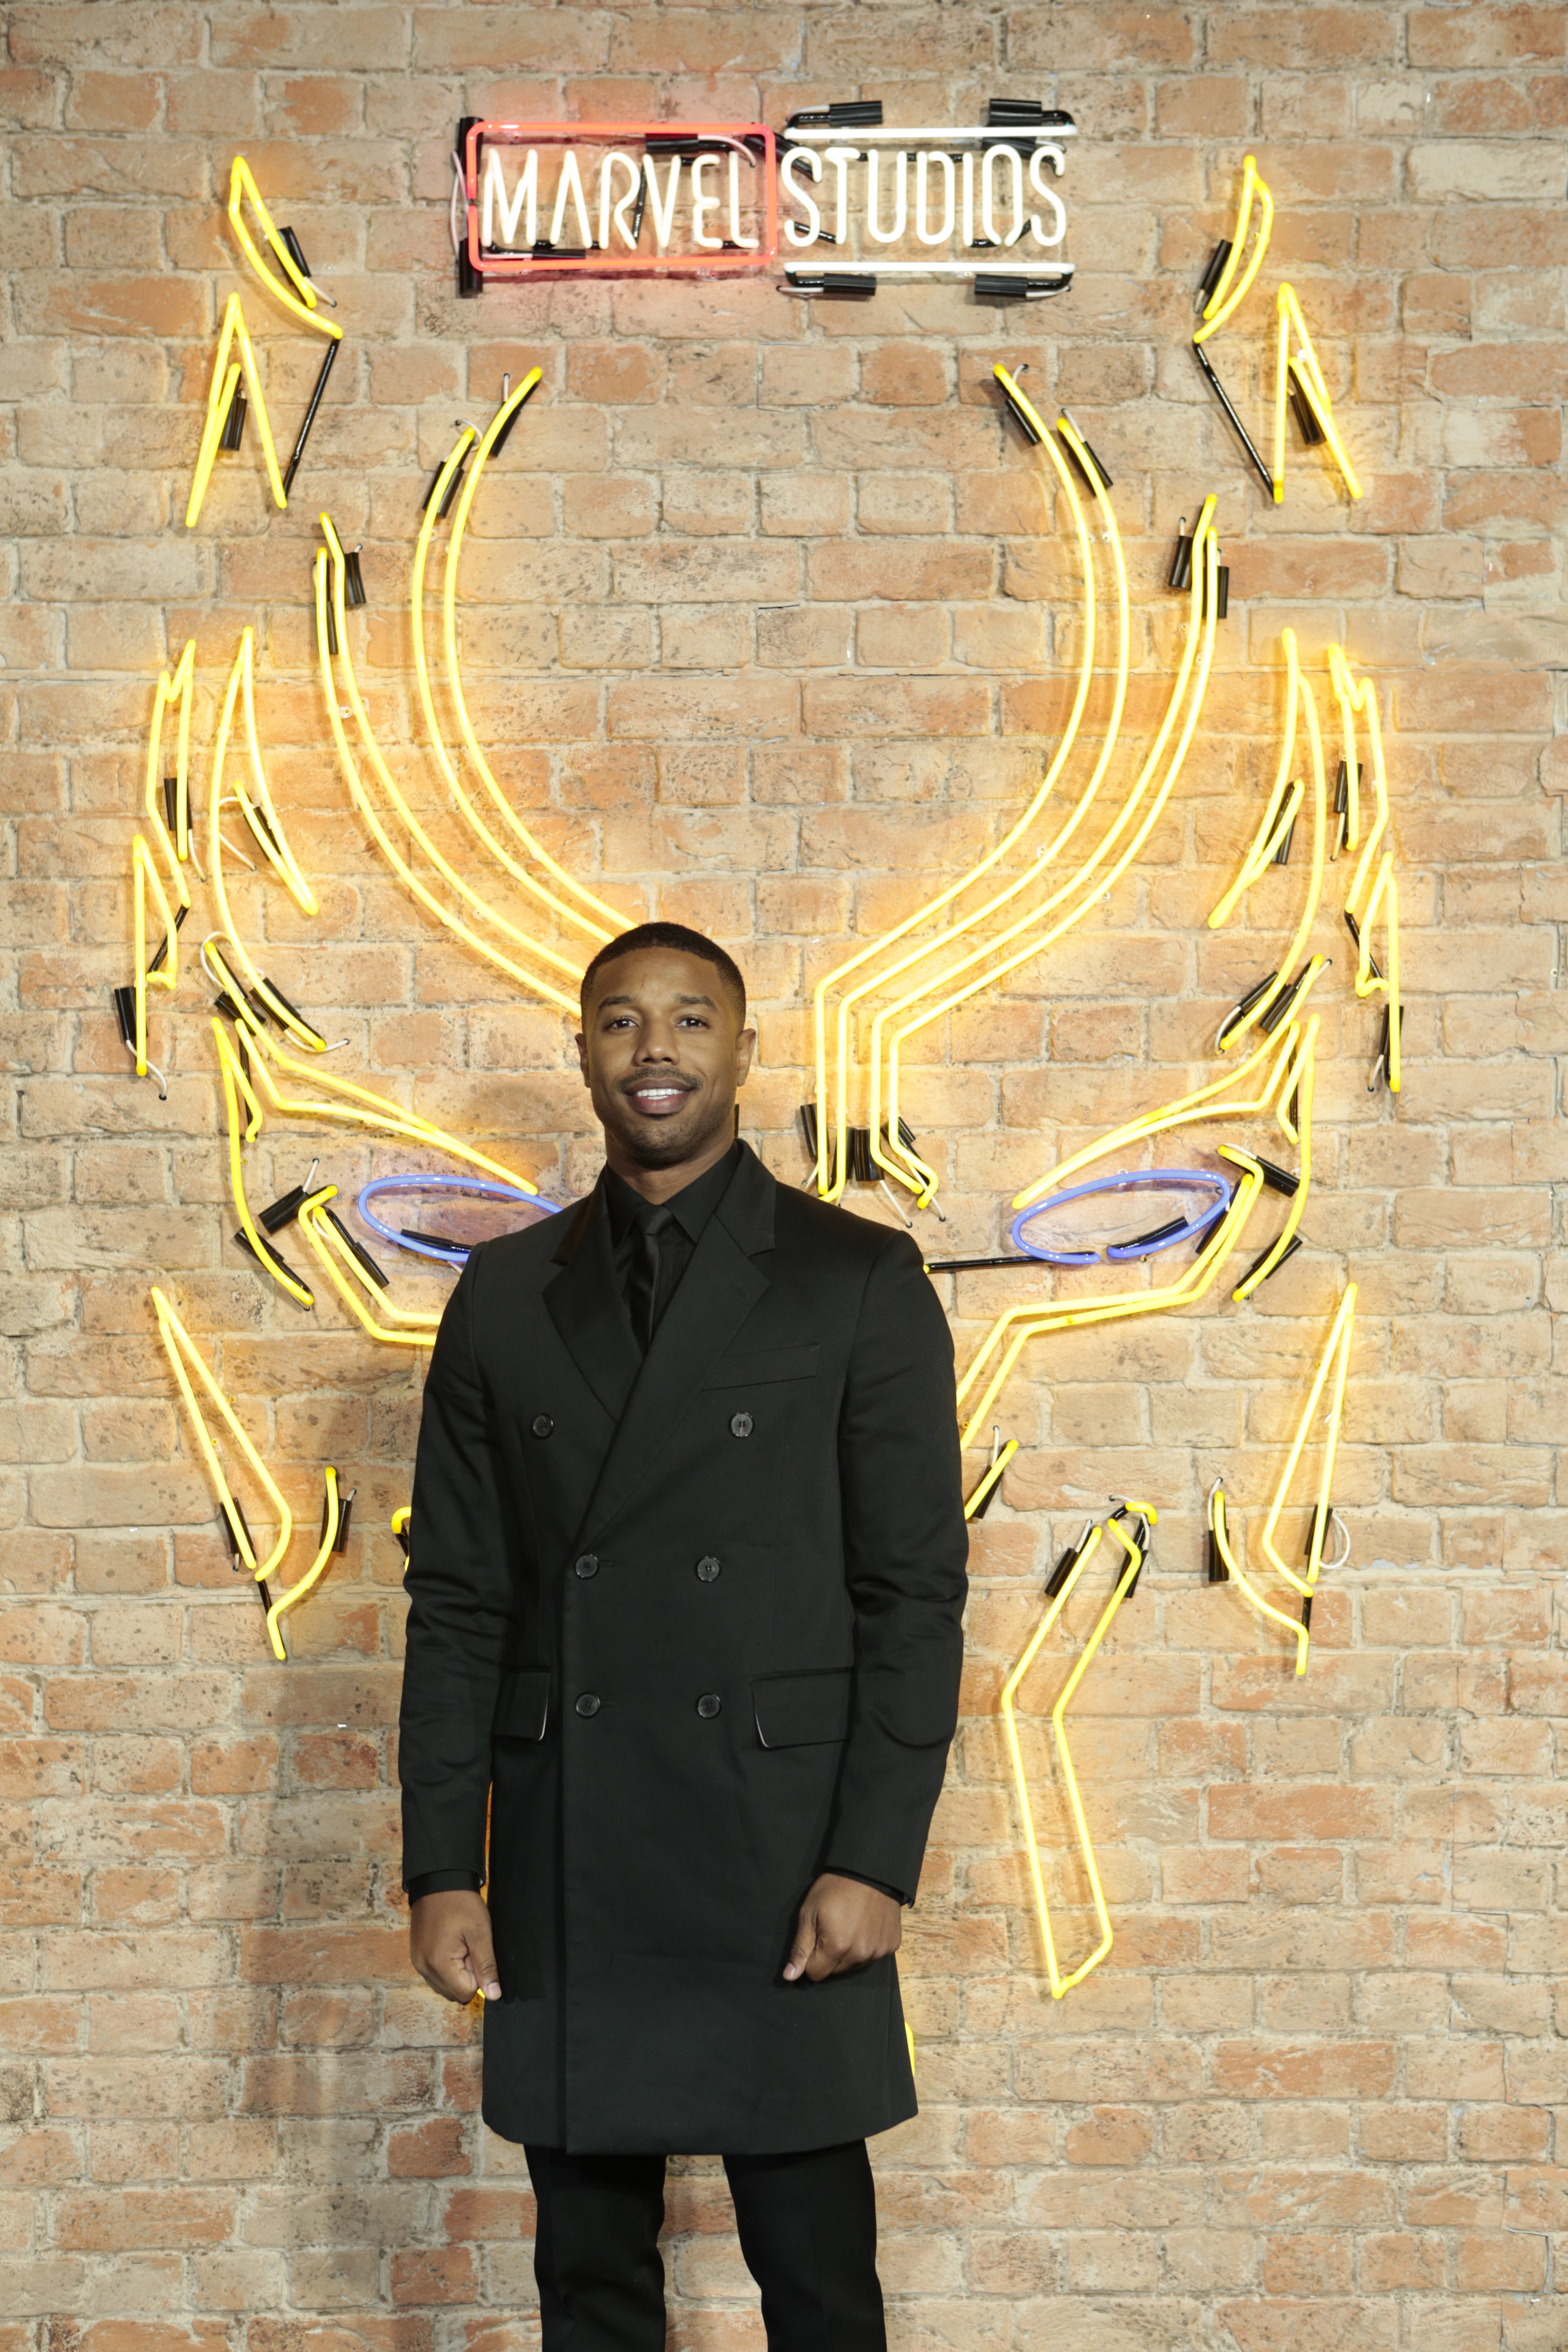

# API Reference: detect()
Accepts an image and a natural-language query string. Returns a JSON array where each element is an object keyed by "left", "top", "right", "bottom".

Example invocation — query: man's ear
[
  {"left": 574, "top": 1028, "right": 590, "bottom": 1085},
  {"left": 735, "top": 1025, "right": 756, "bottom": 1085}
]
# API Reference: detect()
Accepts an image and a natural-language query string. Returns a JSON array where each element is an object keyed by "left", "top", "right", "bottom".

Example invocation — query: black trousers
[{"left": 524, "top": 2139, "right": 885, "bottom": 2352}]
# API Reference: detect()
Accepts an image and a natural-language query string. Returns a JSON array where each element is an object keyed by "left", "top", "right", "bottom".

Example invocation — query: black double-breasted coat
[{"left": 397, "top": 1142, "right": 968, "bottom": 2154}]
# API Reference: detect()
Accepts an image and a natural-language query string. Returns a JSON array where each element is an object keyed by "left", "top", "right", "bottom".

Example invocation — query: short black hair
[{"left": 579, "top": 923, "right": 747, "bottom": 1025}]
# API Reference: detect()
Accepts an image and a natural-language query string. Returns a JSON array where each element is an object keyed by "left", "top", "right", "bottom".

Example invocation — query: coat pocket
[
  {"left": 751, "top": 1665, "right": 853, "bottom": 1749},
  {"left": 492, "top": 1668, "right": 552, "bottom": 1741},
  {"left": 703, "top": 1343, "right": 821, "bottom": 1388}
]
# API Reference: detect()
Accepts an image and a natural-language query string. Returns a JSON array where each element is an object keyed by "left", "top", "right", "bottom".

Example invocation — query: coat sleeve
[
  {"left": 822, "top": 1229, "right": 968, "bottom": 1903},
  {"left": 397, "top": 1251, "right": 517, "bottom": 1889}
]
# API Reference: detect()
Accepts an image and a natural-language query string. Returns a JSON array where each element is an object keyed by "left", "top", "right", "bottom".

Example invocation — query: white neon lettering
[
  {"left": 644, "top": 153, "right": 683, "bottom": 249},
  {"left": 961, "top": 150, "right": 975, "bottom": 246},
  {"left": 690, "top": 151, "right": 723, "bottom": 248},
  {"left": 823, "top": 145, "right": 857, "bottom": 246},
  {"left": 915, "top": 149, "right": 955, "bottom": 245},
  {"left": 599, "top": 151, "right": 641, "bottom": 249},
  {"left": 781, "top": 146, "right": 822, "bottom": 248},
  {"left": 549, "top": 150, "right": 594, "bottom": 248},
  {"left": 982, "top": 143, "right": 1025, "bottom": 248},
  {"left": 867, "top": 149, "right": 908, "bottom": 243},
  {"left": 482, "top": 146, "right": 537, "bottom": 248},
  {"left": 1027, "top": 146, "right": 1067, "bottom": 246},
  {"left": 727, "top": 147, "right": 759, "bottom": 248}
]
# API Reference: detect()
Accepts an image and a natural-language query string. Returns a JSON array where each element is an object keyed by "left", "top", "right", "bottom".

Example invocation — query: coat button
[
  {"left": 730, "top": 1412, "right": 753, "bottom": 1438},
  {"left": 574, "top": 1693, "right": 601, "bottom": 1717},
  {"left": 696, "top": 1556, "right": 721, "bottom": 1583},
  {"left": 574, "top": 1554, "right": 599, "bottom": 1579},
  {"left": 696, "top": 1693, "right": 722, "bottom": 1719},
  {"left": 531, "top": 1415, "right": 554, "bottom": 1438}
]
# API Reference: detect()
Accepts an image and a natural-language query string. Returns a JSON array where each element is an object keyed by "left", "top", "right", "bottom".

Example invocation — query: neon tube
[
  {"left": 1259, "top": 1284, "right": 1356, "bottom": 1659},
  {"left": 313, "top": 546, "right": 580, "bottom": 1014},
  {"left": 1209, "top": 1481, "right": 1309, "bottom": 1676},
  {"left": 811, "top": 365, "right": 1099, "bottom": 1201},
  {"left": 877, "top": 519, "right": 1221, "bottom": 1196},
  {"left": 322, "top": 507, "right": 585, "bottom": 984},
  {"left": 1192, "top": 155, "right": 1273, "bottom": 348},
  {"left": 1209, "top": 636, "right": 1329, "bottom": 1053},
  {"left": 296, "top": 1185, "right": 442, "bottom": 1350},
  {"left": 185, "top": 295, "right": 287, "bottom": 527},
  {"left": 963, "top": 1437, "right": 1018, "bottom": 1522},
  {"left": 264, "top": 1463, "right": 342, "bottom": 1663},
  {"left": 151, "top": 1284, "right": 292, "bottom": 1583},
  {"left": 409, "top": 415, "right": 622, "bottom": 944},
  {"left": 144, "top": 640, "right": 196, "bottom": 867},
  {"left": 442, "top": 378, "right": 631, "bottom": 938},
  {"left": 1275, "top": 285, "right": 1362, "bottom": 503},
  {"left": 213, "top": 1020, "right": 316, "bottom": 1309},
  {"left": 999, "top": 1525, "right": 1101, "bottom": 1994},
  {"left": 206, "top": 633, "right": 327, "bottom": 1051},
  {"left": 226, "top": 155, "right": 340, "bottom": 338}
]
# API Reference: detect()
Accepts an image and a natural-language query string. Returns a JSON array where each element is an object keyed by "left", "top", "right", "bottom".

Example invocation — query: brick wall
[{"left": 3, "top": 4, "right": 1566, "bottom": 2348}]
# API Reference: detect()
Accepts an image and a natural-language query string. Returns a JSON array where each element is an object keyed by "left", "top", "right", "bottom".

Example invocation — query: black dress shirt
[{"left": 407, "top": 1145, "right": 906, "bottom": 1909}]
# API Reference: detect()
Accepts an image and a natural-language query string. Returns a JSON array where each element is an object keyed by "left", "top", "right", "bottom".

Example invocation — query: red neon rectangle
[{"left": 464, "top": 122, "right": 777, "bottom": 278}]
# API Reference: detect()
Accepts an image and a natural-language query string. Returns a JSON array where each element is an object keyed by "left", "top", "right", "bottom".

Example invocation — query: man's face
[{"left": 576, "top": 948, "right": 755, "bottom": 1172}]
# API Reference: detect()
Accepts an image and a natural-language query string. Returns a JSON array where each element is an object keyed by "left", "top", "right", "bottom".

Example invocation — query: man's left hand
[{"left": 783, "top": 1872, "right": 902, "bottom": 1982}]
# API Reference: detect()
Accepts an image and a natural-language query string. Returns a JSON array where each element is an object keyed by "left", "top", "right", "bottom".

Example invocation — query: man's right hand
[{"left": 410, "top": 1888, "right": 502, "bottom": 2003}]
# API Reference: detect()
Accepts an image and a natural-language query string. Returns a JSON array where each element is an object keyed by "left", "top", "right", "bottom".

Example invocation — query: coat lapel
[
  {"left": 543, "top": 1179, "right": 641, "bottom": 1426},
  {"left": 574, "top": 1144, "right": 776, "bottom": 1548}
]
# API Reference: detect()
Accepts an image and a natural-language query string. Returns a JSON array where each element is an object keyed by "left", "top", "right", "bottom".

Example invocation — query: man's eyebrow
[{"left": 596, "top": 990, "right": 717, "bottom": 1011}]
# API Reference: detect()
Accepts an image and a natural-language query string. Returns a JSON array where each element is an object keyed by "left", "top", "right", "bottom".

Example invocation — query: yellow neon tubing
[
  {"left": 1210, "top": 1482, "right": 1309, "bottom": 1676},
  {"left": 214, "top": 1020, "right": 316, "bottom": 1309},
  {"left": 213, "top": 627, "right": 319, "bottom": 917},
  {"left": 205, "top": 643, "right": 327, "bottom": 1053},
  {"left": 1326, "top": 646, "right": 1362, "bottom": 857},
  {"left": 392, "top": 1505, "right": 411, "bottom": 1541},
  {"left": 864, "top": 409, "right": 1132, "bottom": 1202},
  {"left": 314, "top": 547, "right": 580, "bottom": 1015},
  {"left": 208, "top": 958, "right": 539, "bottom": 1193},
  {"left": 265, "top": 1464, "right": 342, "bottom": 1664},
  {"left": 1339, "top": 663, "right": 1389, "bottom": 924},
  {"left": 410, "top": 430, "right": 621, "bottom": 945},
  {"left": 878, "top": 522, "right": 1221, "bottom": 1194},
  {"left": 999, "top": 1524, "right": 1101, "bottom": 1994},
  {"left": 323, "top": 509, "right": 584, "bottom": 984},
  {"left": 958, "top": 1152, "right": 1265, "bottom": 1446},
  {"left": 186, "top": 294, "right": 286, "bottom": 527},
  {"left": 151, "top": 1285, "right": 291, "bottom": 1583},
  {"left": 963, "top": 1438, "right": 1018, "bottom": 1522},
  {"left": 442, "top": 377, "right": 631, "bottom": 940},
  {"left": 145, "top": 640, "right": 196, "bottom": 868},
  {"left": 1354, "top": 855, "right": 1400, "bottom": 1093},
  {"left": 1210, "top": 626, "right": 1302, "bottom": 929},
  {"left": 130, "top": 835, "right": 182, "bottom": 1080},
  {"left": 812, "top": 365, "right": 1099, "bottom": 1201},
  {"left": 1212, "top": 657, "right": 1328, "bottom": 1055},
  {"left": 1047, "top": 1507, "right": 1153, "bottom": 1993},
  {"left": 1230, "top": 1013, "right": 1319, "bottom": 1302},
  {"left": 1192, "top": 155, "right": 1274, "bottom": 347},
  {"left": 226, "top": 155, "right": 340, "bottom": 339},
  {"left": 1259, "top": 1285, "right": 1357, "bottom": 1678},
  {"left": 1274, "top": 285, "right": 1362, "bottom": 503},
  {"left": 296, "top": 1185, "right": 441, "bottom": 1351}
]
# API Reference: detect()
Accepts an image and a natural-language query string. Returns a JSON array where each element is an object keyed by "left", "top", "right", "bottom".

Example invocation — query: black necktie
[{"left": 626, "top": 1204, "right": 676, "bottom": 1355}]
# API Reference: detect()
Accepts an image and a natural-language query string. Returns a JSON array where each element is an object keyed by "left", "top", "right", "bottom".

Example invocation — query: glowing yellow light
[
  {"left": 226, "top": 155, "right": 340, "bottom": 340},
  {"left": 1274, "top": 285, "right": 1362, "bottom": 503},
  {"left": 963, "top": 1438, "right": 1018, "bottom": 1523},
  {"left": 151, "top": 1284, "right": 291, "bottom": 1584},
  {"left": 1209, "top": 1481, "right": 1309, "bottom": 1676},
  {"left": 877, "top": 514, "right": 1222, "bottom": 1198},
  {"left": 958, "top": 1150, "right": 1266, "bottom": 1448},
  {"left": 185, "top": 294, "right": 287, "bottom": 528},
  {"left": 1208, "top": 633, "right": 1328, "bottom": 1056},
  {"left": 129, "top": 835, "right": 183, "bottom": 1081},
  {"left": 1192, "top": 155, "right": 1274, "bottom": 348},
  {"left": 1330, "top": 653, "right": 1399, "bottom": 1093},
  {"left": 145, "top": 639, "right": 196, "bottom": 867},
  {"left": 1326, "top": 644, "right": 1363, "bottom": 856},
  {"left": 1217, "top": 1285, "right": 1356, "bottom": 1679},
  {"left": 213, "top": 1018, "right": 316, "bottom": 1309},
  {"left": 206, "top": 938, "right": 541, "bottom": 1194},
  {"left": 442, "top": 380, "right": 631, "bottom": 940},
  {"left": 812, "top": 365, "right": 1100, "bottom": 1202},
  {"left": 295, "top": 1185, "right": 441, "bottom": 1350},
  {"left": 264, "top": 1463, "right": 344, "bottom": 1664},
  {"left": 861, "top": 403, "right": 1134, "bottom": 1205},
  {"left": 999, "top": 1504, "right": 1157, "bottom": 1997},
  {"left": 314, "top": 543, "right": 581, "bottom": 1015}
]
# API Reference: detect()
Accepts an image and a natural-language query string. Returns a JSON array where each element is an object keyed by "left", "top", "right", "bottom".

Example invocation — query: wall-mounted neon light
[
  {"left": 356, "top": 1173, "right": 564, "bottom": 1267},
  {"left": 999, "top": 1502, "right": 1155, "bottom": 1996},
  {"left": 1010, "top": 1168, "right": 1232, "bottom": 1266},
  {"left": 296, "top": 1186, "right": 442, "bottom": 1349}
]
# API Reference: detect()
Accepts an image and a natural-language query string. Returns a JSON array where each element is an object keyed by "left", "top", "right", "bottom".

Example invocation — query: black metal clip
[
  {"left": 323, "top": 1484, "right": 357, "bottom": 1554},
  {"left": 1196, "top": 240, "right": 1233, "bottom": 305},
  {"left": 1046, "top": 1518, "right": 1094, "bottom": 1598},
  {"left": 1218, "top": 970, "right": 1279, "bottom": 1048},
  {"left": 1236, "top": 1232, "right": 1302, "bottom": 1291},
  {"left": 282, "top": 335, "right": 340, "bottom": 497},
  {"left": 219, "top": 383, "right": 248, "bottom": 453},
  {"left": 490, "top": 372, "right": 540, "bottom": 457},
  {"left": 974, "top": 274, "right": 1071, "bottom": 301},
  {"left": 1168, "top": 518, "right": 1194, "bottom": 591},
  {"left": 1205, "top": 1505, "right": 1229, "bottom": 1584},
  {"left": 845, "top": 1125, "right": 875, "bottom": 1182},
  {"left": 1271, "top": 808, "right": 1298, "bottom": 868},
  {"left": 325, "top": 1205, "right": 389, "bottom": 1291},
  {"left": 785, "top": 99, "right": 884, "bottom": 129},
  {"left": 146, "top": 902, "right": 188, "bottom": 978},
  {"left": 401, "top": 1227, "right": 473, "bottom": 1256},
  {"left": 1058, "top": 412, "right": 1113, "bottom": 491},
  {"left": 784, "top": 270, "right": 877, "bottom": 298},
  {"left": 1288, "top": 371, "right": 1327, "bottom": 447},
  {"left": 995, "top": 371, "right": 1043, "bottom": 445},
  {"left": 1108, "top": 1501, "right": 1150, "bottom": 1597},
  {"left": 798, "top": 1100, "right": 820, "bottom": 1162},
  {"left": 233, "top": 1224, "right": 312, "bottom": 1305},
  {"left": 1255, "top": 1157, "right": 1301, "bottom": 1199},
  {"left": 220, "top": 1494, "right": 255, "bottom": 1572},
  {"left": 343, "top": 547, "right": 367, "bottom": 608},
  {"left": 1259, "top": 960, "right": 1319, "bottom": 1036}
]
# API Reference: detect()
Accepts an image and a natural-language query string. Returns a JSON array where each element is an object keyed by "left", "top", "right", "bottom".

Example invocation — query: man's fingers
[
  {"left": 464, "top": 1927, "right": 502, "bottom": 2003},
  {"left": 782, "top": 1904, "right": 819, "bottom": 1983}
]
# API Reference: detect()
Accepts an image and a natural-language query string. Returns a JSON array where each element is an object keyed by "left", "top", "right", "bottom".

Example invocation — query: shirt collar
[{"left": 603, "top": 1140, "right": 742, "bottom": 1248}]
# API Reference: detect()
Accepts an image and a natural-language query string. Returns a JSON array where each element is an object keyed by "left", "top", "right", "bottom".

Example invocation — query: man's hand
[
  {"left": 410, "top": 1888, "right": 502, "bottom": 2003},
  {"left": 783, "top": 1872, "right": 902, "bottom": 1983}
]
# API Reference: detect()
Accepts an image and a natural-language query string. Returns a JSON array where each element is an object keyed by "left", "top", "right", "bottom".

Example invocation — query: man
[{"left": 399, "top": 921, "right": 968, "bottom": 2351}]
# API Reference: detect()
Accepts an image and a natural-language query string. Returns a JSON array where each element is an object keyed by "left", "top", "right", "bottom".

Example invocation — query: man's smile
[{"left": 624, "top": 1078, "right": 696, "bottom": 1116}]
